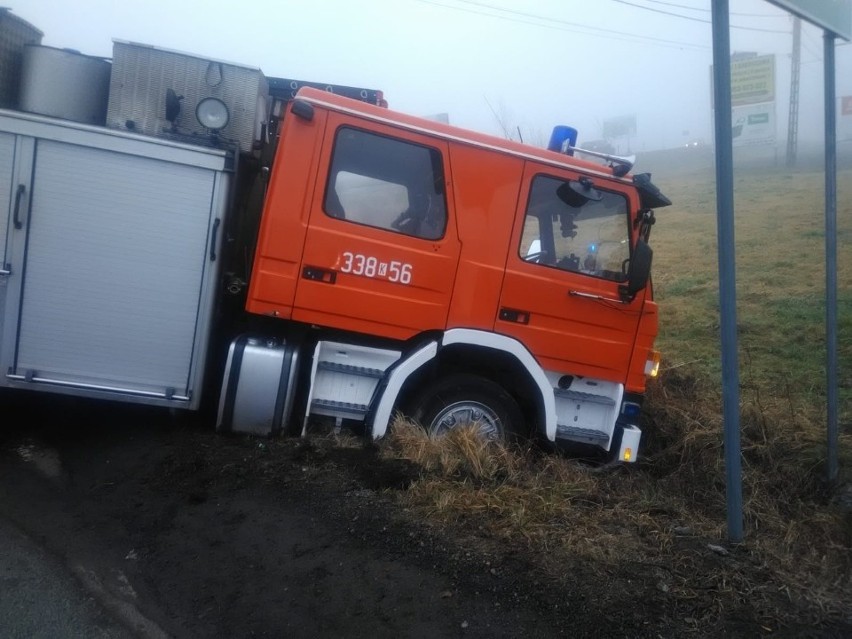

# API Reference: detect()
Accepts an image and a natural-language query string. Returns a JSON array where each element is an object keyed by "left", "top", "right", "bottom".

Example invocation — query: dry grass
[
  {"left": 381, "top": 418, "right": 524, "bottom": 481},
  {"left": 379, "top": 409, "right": 851, "bottom": 628},
  {"left": 371, "top": 160, "right": 852, "bottom": 630}
]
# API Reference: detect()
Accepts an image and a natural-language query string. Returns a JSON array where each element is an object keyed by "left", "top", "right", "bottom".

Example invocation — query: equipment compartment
[{"left": 0, "top": 110, "right": 231, "bottom": 409}]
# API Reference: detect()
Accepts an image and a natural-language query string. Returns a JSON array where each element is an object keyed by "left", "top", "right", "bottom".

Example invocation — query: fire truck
[{"left": 0, "top": 13, "right": 669, "bottom": 462}]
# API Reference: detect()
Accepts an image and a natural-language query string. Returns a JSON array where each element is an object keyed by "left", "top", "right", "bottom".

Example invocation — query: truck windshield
[{"left": 519, "top": 174, "right": 630, "bottom": 283}]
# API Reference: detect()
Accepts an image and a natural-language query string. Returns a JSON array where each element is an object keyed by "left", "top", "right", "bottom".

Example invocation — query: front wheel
[{"left": 409, "top": 374, "right": 523, "bottom": 441}]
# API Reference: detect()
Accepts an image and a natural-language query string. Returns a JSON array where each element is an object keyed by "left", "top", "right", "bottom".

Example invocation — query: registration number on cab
[{"left": 340, "top": 252, "right": 413, "bottom": 284}]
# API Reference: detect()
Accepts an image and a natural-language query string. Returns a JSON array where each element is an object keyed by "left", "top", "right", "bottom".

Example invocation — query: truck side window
[
  {"left": 324, "top": 127, "right": 447, "bottom": 240},
  {"left": 520, "top": 174, "right": 630, "bottom": 282}
]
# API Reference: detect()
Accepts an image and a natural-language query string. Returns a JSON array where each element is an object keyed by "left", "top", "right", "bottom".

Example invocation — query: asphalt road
[{"left": 0, "top": 516, "right": 132, "bottom": 639}]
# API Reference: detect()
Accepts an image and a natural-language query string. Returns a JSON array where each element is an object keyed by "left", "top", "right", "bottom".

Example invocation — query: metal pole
[
  {"left": 711, "top": 0, "right": 744, "bottom": 542},
  {"left": 824, "top": 32, "right": 839, "bottom": 484}
]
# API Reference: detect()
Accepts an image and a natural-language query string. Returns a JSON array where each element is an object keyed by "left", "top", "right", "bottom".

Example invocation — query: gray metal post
[
  {"left": 711, "top": 0, "right": 744, "bottom": 542},
  {"left": 824, "top": 32, "right": 839, "bottom": 484}
]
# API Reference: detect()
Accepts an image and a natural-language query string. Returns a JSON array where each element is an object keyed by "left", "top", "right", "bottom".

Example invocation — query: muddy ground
[{"left": 0, "top": 389, "right": 847, "bottom": 639}]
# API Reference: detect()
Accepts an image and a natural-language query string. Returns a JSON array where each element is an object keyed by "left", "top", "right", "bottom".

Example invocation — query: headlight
[{"left": 644, "top": 350, "right": 661, "bottom": 378}]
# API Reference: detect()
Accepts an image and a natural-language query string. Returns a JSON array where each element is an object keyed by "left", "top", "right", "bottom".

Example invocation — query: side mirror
[{"left": 621, "top": 239, "right": 652, "bottom": 301}]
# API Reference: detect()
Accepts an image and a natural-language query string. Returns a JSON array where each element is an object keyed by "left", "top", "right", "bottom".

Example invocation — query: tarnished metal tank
[{"left": 19, "top": 44, "right": 111, "bottom": 125}]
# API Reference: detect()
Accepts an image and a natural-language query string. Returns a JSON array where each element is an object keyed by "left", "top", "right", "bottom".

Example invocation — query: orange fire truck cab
[{"left": 229, "top": 87, "right": 670, "bottom": 461}]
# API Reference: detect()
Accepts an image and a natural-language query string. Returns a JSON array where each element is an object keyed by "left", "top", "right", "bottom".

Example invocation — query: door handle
[
  {"left": 209, "top": 218, "right": 220, "bottom": 261},
  {"left": 13, "top": 184, "right": 25, "bottom": 229},
  {"left": 499, "top": 307, "right": 530, "bottom": 324},
  {"left": 302, "top": 266, "right": 337, "bottom": 284}
]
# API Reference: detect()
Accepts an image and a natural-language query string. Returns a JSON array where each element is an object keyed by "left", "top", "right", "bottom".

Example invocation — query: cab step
[
  {"left": 553, "top": 388, "right": 616, "bottom": 406},
  {"left": 302, "top": 341, "right": 401, "bottom": 436},
  {"left": 549, "top": 375, "right": 623, "bottom": 449},
  {"left": 555, "top": 424, "right": 610, "bottom": 444}
]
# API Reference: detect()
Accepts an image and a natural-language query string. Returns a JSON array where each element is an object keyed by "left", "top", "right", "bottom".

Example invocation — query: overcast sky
[{"left": 11, "top": 0, "right": 852, "bottom": 152}]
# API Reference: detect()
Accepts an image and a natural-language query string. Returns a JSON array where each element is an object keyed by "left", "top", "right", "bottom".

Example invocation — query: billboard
[
  {"left": 731, "top": 103, "right": 776, "bottom": 147},
  {"left": 730, "top": 55, "right": 775, "bottom": 107},
  {"left": 710, "top": 54, "right": 777, "bottom": 148},
  {"left": 710, "top": 54, "right": 775, "bottom": 108}
]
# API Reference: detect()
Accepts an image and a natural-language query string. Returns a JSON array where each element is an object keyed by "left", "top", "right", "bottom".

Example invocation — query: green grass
[{"left": 651, "top": 165, "right": 852, "bottom": 430}]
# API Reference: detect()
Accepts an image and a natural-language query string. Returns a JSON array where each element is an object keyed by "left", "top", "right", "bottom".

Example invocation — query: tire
[{"left": 409, "top": 373, "right": 523, "bottom": 441}]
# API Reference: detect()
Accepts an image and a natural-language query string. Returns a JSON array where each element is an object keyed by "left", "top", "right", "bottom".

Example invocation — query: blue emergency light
[{"left": 547, "top": 125, "right": 578, "bottom": 155}]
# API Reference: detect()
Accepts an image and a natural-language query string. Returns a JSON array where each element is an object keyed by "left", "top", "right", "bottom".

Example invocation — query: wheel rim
[{"left": 429, "top": 400, "right": 502, "bottom": 440}]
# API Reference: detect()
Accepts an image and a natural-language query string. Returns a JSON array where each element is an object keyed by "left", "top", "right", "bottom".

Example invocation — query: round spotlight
[{"left": 196, "top": 97, "right": 229, "bottom": 131}]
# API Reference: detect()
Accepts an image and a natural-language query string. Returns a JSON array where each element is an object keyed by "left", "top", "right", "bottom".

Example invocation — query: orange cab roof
[{"left": 294, "top": 86, "right": 631, "bottom": 182}]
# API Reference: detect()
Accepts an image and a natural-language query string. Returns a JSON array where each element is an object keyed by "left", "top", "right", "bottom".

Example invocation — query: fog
[{"left": 11, "top": 0, "right": 852, "bottom": 153}]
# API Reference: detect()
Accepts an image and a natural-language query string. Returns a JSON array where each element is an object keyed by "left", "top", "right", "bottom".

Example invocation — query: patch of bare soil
[{"left": 0, "top": 389, "right": 848, "bottom": 638}]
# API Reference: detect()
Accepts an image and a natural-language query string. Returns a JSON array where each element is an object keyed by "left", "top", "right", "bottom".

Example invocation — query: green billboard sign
[{"left": 767, "top": 0, "right": 851, "bottom": 40}]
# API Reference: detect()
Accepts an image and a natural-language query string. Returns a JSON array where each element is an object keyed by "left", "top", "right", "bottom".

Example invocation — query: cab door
[
  {"left": 497, "top": 162, "right": 645, "bottom": 382},
  {"left": 292, "top": 115, "right": 461, "bottom": 340}
]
